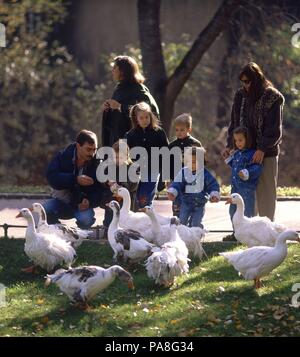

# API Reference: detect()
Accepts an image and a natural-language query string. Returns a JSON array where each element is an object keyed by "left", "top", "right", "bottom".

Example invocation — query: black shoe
[{"left": 222, "top": 233, "right": 237, "bottom": 242}]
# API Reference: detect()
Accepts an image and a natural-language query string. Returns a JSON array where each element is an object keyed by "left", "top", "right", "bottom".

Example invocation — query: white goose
[
  {"left": 145, "top": 246, "right": 182, "bottom": 287},
  {"left": 16, "top": 208, "right": 76, "bottom": 273},
  {"left": 220, "top": 230, "right": 299, "bottom": 288},
  {"left": 115, "top": 187, "right": 170, "bottom": 232},
  {"left": 145, "top": 217, "right": 189, "bottom": 287},
  {"left": 226, "top": 193, "right": 287, "bottom": 247},
  {"left": 32, "top": 202, "right": 91, "bottom": 248},
  {"left": 45, "top": 265, "right": 134, "bottom": 309},
  {"left": 107, "top": 201, "right": 155, "bottom": 263},
  {"left": 141, "top": 206, "right": 207, "bottom": 259}
]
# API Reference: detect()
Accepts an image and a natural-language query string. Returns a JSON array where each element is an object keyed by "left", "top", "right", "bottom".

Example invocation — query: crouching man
[{"left": 44, "top": 129, "right": 103, "bottom": 229}]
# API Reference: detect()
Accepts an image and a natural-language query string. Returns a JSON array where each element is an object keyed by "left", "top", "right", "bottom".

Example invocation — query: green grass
[{"left": 0, "top": 238, "right": 300, "bottom": 337}]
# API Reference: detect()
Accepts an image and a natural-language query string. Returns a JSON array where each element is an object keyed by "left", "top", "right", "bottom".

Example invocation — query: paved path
[{"left": 0, "top": 198, "right": 299, "bottom": 241}]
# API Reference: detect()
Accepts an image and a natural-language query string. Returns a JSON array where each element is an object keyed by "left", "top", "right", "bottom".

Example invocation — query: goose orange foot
[
  {"left": 254, "top": 278, "right": 262, "bottom": 289},
  {"left": 21, "top": 265, "right": 38, "bottom": 274},
  {"left": 74, "top": 302, "right": 91, "bottom": 311}
]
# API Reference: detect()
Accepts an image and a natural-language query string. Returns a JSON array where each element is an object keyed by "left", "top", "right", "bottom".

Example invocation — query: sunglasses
[{"left": 240, "top": 79, "right": 251, "bottom": 85}]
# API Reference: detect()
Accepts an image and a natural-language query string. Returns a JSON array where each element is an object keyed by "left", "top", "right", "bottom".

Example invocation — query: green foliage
[{"left": 0, "top": 0, "right": 105, "bottom": 184}]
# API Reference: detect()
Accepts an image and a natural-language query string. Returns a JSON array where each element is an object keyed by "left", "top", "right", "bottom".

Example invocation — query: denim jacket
[
  {"left": 168, "top": 167, "right": 220, "bottom": 206},
  {"left": 227, "top": 149, "right": 262, "bottom": 189}
]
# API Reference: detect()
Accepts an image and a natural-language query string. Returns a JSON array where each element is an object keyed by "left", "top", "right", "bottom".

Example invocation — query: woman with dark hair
[
  {"left": 101, "top": 55, "right": 159, "bottom": 147},
  {"left": 223, "top": 62, "right": 285, "bottom": 240}
]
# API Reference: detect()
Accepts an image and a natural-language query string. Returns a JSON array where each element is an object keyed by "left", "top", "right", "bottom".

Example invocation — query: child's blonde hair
[
  {"left": 129, "top": 102, "right": 161, "bottom": 129},
  {"left": 174, "top": 113, "right": 192, "bottom": 129},
  {"left": 112, "top": 139, "right": 132, "bottom": 165}
]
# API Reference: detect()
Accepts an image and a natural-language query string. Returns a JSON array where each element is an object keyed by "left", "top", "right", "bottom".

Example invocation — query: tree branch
[{"left": 166, "top": 0, "right": 242, "bottom": 102}]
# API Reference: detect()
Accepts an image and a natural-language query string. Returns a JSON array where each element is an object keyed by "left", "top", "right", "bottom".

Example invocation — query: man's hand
[
  {"left": 210, "top": 196, "right": 220, "bottom": 203},
  {"left": 252, "top": 150, "right": 265, "bottom": 164},
  {"left": 77, "top": 175, "right": 94, "bottom": 186},
  {"left": 78, "top": 198, "right": 89, "bottom": 211},
  {"left": 167, "top": 192, "right": 176, "bottom": 201}
]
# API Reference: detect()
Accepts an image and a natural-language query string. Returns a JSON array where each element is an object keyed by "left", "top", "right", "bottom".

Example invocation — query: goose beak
[
  {"left": 29, "top": 208, "right": 34, "bottom": 212},
  {"left": 127, "top": 279, "right": 135, "bottom": 290},
  {"left": 225, "top": 198, "right": 232, "bottom": 205},
  {"left": 105, "top": 203, "right": 110, "bottom": 207},
  {"left": 15, "top": 211, "right": 22, "bottom": 218},
  {"left": 139, "top": 208, "right": 146, "bottom": 213}
]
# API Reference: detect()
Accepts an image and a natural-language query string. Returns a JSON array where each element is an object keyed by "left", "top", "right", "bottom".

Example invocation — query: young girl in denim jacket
[
  {"left": 227, "top": 126, "right": 263, "bottom": 219},
  {"left": 167, "top": 146, "right": 220, "bottom": 228}
]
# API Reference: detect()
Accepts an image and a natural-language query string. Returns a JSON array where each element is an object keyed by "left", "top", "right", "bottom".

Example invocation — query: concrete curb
[{"left": 1, "top": 192, "right": 300, "bottom": 201}]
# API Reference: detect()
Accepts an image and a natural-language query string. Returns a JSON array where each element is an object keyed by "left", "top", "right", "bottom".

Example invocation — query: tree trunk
[
  {"left": 138, "top": 0, "right": 242, "bottom": 134},
  {"left": 137, "top": 0, "right": 167, "bottom": 112},
  {"left": 216, "top": 12, "right": 241, "bottom": 128}
]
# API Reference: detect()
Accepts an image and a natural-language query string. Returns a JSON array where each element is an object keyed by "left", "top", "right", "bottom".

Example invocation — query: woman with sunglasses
[{"left": 222, "top": 62, "right": 285, "bottom": 240}]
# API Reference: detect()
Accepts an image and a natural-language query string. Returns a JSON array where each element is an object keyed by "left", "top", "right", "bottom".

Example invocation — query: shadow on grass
[{"left": 1, "top": 238, "right": 299, "bottom": 337}]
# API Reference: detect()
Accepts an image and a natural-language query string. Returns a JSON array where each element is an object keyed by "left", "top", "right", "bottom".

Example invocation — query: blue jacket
[
  {"left": 227, "top": 149, "right": 262, "bottom": 189},
  {"left": 168, "top": 167, "right": 220, "bottom": 206},
  {"left": 46, "top": 143, "right": 103, "bottom": 208}
]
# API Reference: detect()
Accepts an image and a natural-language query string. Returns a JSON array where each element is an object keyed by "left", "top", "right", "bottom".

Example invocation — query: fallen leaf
[
  {"left": 41, "top": 316, "right": 49, "bottom": 325},
  {"left": 170, "top": 317, "right": 187, "bottom": 324}
]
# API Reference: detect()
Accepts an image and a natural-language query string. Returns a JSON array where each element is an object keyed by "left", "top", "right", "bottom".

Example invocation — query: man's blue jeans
[
  {"left": 229, "top": 186, "right": 256, "bottom": 221},
  {"left": 43, "top": 198, "right": 96, "bottom": 229},
  {"left": 179, "top": 201, "right": 205, "bottom": 228}
]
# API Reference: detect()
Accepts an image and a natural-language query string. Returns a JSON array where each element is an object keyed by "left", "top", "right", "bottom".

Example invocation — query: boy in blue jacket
[
  {"left": 226, "top": 126, "right": 263, "bottom": 220},
  {"left": 167, "top": 147, "right": 220, "bottom": 228}
]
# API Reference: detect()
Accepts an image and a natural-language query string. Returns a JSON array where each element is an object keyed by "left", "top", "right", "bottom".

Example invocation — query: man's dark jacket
[{"left": 46, "top": 143, "right": 103, "bottom": 208}]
